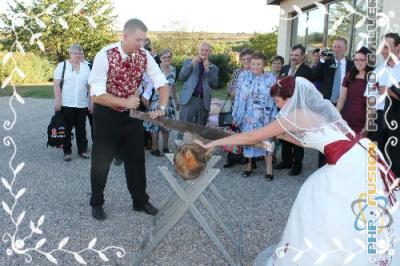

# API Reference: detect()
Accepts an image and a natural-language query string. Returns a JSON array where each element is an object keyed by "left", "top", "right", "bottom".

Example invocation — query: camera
[{"left": 321, "top": 50, "right": 334, "bottom": 57}]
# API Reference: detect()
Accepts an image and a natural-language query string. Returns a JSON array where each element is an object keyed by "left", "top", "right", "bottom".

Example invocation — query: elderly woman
[
  {"left": 227, "top": 48, "right": 253, "bottom": 97},
  {"left": 53, "top": 44, "right": 91, "bottom": 161},
  {"left": 222, "top": 48, "right": 254, "bottom": 169},
  {"left": 143, "top": 49, "right": 177, "bottom": 156},
  {"left": 232, "top": 52, "right": 278, "bottom": 180}
]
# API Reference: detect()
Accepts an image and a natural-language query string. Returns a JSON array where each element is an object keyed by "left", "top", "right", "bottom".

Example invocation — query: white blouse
[{"left": 54, "top": 61, "right": 91, "bottom": 108}]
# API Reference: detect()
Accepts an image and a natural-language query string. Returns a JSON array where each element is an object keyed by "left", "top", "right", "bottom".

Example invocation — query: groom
[{"left": 88, "top": 18, "right": 169, "bottom": 220}]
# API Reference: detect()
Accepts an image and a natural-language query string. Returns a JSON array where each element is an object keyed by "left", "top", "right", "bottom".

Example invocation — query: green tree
[
  {"left": 0, "top": 0, "right": 118, "bottom": 63},
  {"left": 247, "top": 30, "right": 278, "bottom": 63}
]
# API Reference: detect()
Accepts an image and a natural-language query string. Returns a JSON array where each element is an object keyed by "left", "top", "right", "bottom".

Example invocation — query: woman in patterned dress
[
  {"left": 143, "top": 49, "right": 178, "bottom": 156},
  {"left": 232, "top": 52, "right": 278, "bottom": 180}
]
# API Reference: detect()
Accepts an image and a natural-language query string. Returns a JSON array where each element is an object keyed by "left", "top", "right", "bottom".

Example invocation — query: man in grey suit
[{"left": 178, "top": 42, "right": 219, "bottom": 130}]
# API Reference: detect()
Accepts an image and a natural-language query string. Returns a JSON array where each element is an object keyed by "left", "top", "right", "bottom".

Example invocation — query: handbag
[
  {"left": 218, "top": 94, "right": 233, "bottom": 127},
  {"left": 222, "top": 126, "right": 242, "bottom": 155}
]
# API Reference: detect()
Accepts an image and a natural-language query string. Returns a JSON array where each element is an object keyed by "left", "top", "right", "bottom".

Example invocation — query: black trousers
[
  {"left": 90, "top": 104, "right": 149, "bottom": 207},
  {"left": 280, "top": 140, "right": 304, "bottom": 167},
  {"left": 87, "top": 112, "right": 94, "bottom": 142},
  {"left": 60, "top": 106, "right": 88, "bottom": 155},
  {"left": 368, "top": 110, "right": 387, "bottom": 153}
]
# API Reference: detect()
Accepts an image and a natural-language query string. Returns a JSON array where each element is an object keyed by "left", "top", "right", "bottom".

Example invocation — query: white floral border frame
[{"left": 1, "top": 1, "right": 125, "bottom": 264}]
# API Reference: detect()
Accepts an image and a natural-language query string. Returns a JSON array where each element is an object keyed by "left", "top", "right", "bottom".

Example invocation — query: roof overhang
[{"left": 266, "top": 0, "right": 281, "bottom": 5}]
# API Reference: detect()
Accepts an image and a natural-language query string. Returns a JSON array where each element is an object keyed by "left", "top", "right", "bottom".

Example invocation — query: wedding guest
[
  {"left": 223, "top": 48, "right": 253, "bottom": 168},
  {"left": 269, "top": 55, "right": 284, "bottom": 164},
  {"left": 53, "top": 44, "right": 91, "bottom": 161},
  {"left": 178, "top": 42, "right": 219, "bottom": 130},
  {"left": 274, "top": 44, "right": 311, "bottom": 176},
  {"left": 366, "top": 33, "right": 400, "bottom": 177},
  {"left": 271, "top": 55, "right": 284, "bottom": 78},
  {"left": 312, "top": 37, "right": 354, "bottom": 167},
  {"left": 226, "top": 48, "right": 253, "bottom": 97},
  {"left": 143, "top": 49, "right": 178, "bottom": 155},
  {"left": 232, "top": 52, "right": 277, "bottom": 180},
  {"left": 336, "top": 47, "right": 373, "bottom": 135}
]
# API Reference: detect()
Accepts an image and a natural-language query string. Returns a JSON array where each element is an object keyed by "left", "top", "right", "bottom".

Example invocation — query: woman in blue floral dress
[
  {"left": 143, "top": 49, "right": 179, "bottom": 156},
  {"left": 232, "top": 52, "right": 278, "bottom": 180}
]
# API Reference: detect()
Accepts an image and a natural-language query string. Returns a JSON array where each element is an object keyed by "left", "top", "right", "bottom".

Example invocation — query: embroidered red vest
[{"left": 106, "top": 47, "right": 147, "bottom": 110}]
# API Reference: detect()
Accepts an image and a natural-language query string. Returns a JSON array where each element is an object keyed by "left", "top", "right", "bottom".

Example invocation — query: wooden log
[{"left": 174, "top": 143, "right": 209, "bottom": 180}]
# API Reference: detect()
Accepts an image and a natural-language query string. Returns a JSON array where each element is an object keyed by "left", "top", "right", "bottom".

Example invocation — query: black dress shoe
[
  {"left": 251, "top": 159, "right": 257, "bottom": 169},
  {"left": 163, "top": 148, "right": 171, "bottom": 153},
  {"left": 265, "top": 174, "right": 274, "bottom": 181},
  {"left": 289, "top": 166, "right": 302, "bottom": 176},
  {"left": 242, "top": 170, "right": 252, "bottom": 177},
  {"left": 150, "top": 150, "right": 162, "bottom": 157},
  {"left": 223, "top": 163, "right": 234, "bottom": 168},
  {"left": 92, "top": 206, "right": 106, "bottom": 220},
  {"left": 273, "top": 162, "right": 291, "bottom": 170},
  {"left": 134, "top": 202, "right": 159, "bottom": 216}
]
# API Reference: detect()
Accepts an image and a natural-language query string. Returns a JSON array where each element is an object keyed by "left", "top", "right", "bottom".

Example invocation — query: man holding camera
[
  {"left": 178, "top": 42, "right": 219, "bottom": 129},
  {"left": 312, "top": 37, "right": 354, "bottom": 167},
  {"left": 312, "top": 37, "right": 354, "bottom": 103}
]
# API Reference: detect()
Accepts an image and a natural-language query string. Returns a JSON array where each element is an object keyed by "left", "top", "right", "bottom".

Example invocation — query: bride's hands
[{"left": 193, "top": 139, "right": 215, "bottom": 155}]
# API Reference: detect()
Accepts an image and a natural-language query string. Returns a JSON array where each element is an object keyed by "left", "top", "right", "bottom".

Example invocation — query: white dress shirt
[
  {"left": 89, "top": 42, "right": 167, "bottom": 97},
  {"left": 363, "top": 61, "right": 400, "bottom": 110},
  {"left": 336, "top": 58, "right": 347, "bottom": 93},
  {"left": 141, "top": 74, "right": 154, "bottom": 100},
  {"left": 54, "top": 61, "right": 90, "bottom": 108}
]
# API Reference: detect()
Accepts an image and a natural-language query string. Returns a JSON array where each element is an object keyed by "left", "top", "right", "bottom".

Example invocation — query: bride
[{"left": 194, "top": 76, "right": 400, "bottom": 265}]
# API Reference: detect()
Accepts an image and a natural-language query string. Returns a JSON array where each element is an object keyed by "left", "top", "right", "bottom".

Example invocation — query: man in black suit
[
  {"left": 312, "top": 37, "right": 354, "bottom": 167},
  {"left": 274, "top": 44, "right": 312, "bottom": 176}
]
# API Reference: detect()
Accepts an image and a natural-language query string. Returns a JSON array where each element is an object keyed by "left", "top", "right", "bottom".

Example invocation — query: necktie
[
  {"left": 330, "top": 61, "right": 341, "bottom": 103},
  {"left": 288, "top": 65, "right": 296, "bottom": 76}
]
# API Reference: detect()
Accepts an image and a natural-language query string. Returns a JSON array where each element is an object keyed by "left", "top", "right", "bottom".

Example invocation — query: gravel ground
[{"left": 0, "top": 97, "right": 319, "bottom": 266}]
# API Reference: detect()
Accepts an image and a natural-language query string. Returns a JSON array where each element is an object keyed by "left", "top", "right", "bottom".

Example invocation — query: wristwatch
[{"left": 159, "top": 105, "right": 167, "bottom": 113}]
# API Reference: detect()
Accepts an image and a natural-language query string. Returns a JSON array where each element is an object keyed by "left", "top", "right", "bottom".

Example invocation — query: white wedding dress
[{"left": 255, "top": 125, "right": 400, "bottom": 265}]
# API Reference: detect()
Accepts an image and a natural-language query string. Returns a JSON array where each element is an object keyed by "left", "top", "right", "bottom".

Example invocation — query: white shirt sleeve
[
  {"left": 88, "top": 50, "right": 109, "bottom": 96},
  {"left": 53, "top": 62, "right": 63, "bottom": 80},
  {"left": 144, "top": 50, "right": 168, "bottom": 90},
  {"left": 141, "top": 74, "right": 153, "bottom": 100}
]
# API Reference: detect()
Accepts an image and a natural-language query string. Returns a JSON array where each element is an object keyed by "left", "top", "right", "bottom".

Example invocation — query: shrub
[{"left": 0, "top": 52, "right": 54, "bottom": 84}]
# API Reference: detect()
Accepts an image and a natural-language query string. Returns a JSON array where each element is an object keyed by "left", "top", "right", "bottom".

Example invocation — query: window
[
  {"left": 327, "top": 0, "right": 353, "bottom": 47},
  {"left": 291, "top": 12, "right": 307, "bottom": 46},
  {"left": 306, "top": 8, "right": 325, "bottom": 61},
  {"left": 352, "top": 0, "right": 384, "bottom": 55},
  {"left": 291, "top": 7, "right": 325, "bottom": 63}
]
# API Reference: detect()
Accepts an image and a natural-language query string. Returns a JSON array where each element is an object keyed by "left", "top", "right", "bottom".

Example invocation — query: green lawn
[
  {"left": 0, "top": 83, "right": 54, "bottom": 98},
  {"left": 0, "top": 81, "right": 228, "bottom": 100}
]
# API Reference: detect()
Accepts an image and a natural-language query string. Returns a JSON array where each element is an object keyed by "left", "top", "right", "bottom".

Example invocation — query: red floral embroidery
[{"left": 106, "top": 47, "right": 147, "bottom": 111}]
